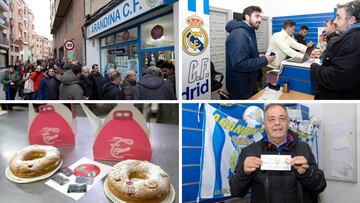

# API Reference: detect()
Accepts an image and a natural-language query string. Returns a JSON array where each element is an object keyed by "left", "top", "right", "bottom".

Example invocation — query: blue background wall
[
  {"left": 182, "top": 103, "right": 263, "bottom": 203},
  {"left": 182, "top": 103, "right": 309, "bottom": 203},
  {"left": 272, "top": 12, "right": 334, "bottom": 45}
]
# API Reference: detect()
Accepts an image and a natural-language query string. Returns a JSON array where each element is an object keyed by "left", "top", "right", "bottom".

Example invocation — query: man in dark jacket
[
  {"left": 311, "top": 0, "right": 360, "bottom": 99},
  {"left": 324, "top": 20, "right": 340, "bottom": 49},
  {"left": 90, "top": 64, "right": 103, "bottom": 100},
  {"left": 294, "top": 26, "right": 313, "bottom": 46},
  {"left": 59, "top": 64, "right": 84, "bottom": 100},
  {"left": 320, "top": 20, "right": 340, "bottom": 62},
  {"left": 51, "top": 67, "right": 64, "bottom": 99},
  {"left": 134, "top": 66, "right": 176, "bottom": 100},
  {"left": 38, "top": 68, "right": 55, "bottom": 100},
  {"left": 226, "top": 6, "right": 275, "bottom": 99},
  {"left": 80, "top": 66, "right": 94, "bottom": 100},
  {"left": 121, "top": 70, "right": 137, "bottom": 100},
  {"left": 102, "top": 71, "right": 124, "bottom": 100},
  {"left": 160, "top": 62, "right": 176, "bottom": 97},
  {"left": 1, "top": 65, "right": 21, "bottom": 100},
  {"left": 230, "top": 104, "right": 326, "bottom": 203},
  {"left": 99, "top": 66, "right": 116, "bottom": 99}
]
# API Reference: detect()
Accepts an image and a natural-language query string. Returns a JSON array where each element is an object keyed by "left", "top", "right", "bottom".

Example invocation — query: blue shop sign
[{"left": 87, "top": 0, "right": 173, "bottom": 38}]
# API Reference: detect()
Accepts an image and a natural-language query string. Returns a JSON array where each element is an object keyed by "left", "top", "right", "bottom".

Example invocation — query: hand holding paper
[
  {"left": 289, "top": 156, "right": 309, "bottom": 175},
  {"left": 244, "top": 156, "right": 262, "bottom": 175}
]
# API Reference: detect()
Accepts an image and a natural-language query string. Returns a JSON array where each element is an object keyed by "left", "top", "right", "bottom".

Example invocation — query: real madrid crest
[
  {"left": 146, "top": 0, "right": 159, "bottom": 8},
  {"left": 182, "top": 15, "right": 209, "bottom": 56}
]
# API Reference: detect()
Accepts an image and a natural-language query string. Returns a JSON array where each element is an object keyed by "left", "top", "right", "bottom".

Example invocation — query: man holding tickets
[
  {"left": 230, "top": 104, "right": 326, "bottom": 203},
  {"left": 225, "top": 6, "right": 275, "bottom": 99}
]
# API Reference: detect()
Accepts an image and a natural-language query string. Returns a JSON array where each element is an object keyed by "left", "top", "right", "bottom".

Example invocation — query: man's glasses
[{"left": 265, "top": 116, "right": 288, "bottom": 124}]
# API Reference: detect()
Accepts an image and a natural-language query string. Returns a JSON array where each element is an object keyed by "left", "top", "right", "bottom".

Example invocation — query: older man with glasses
[
  {"left": 230, "top": 104, "right": 326, "bottom": 203},
  {"left": 311, "top": 0, "right": 360, "bottom": 99}
]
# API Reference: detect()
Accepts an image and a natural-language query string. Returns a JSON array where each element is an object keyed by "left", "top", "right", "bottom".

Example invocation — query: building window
[
  {"left": 141, "top": 13, "right": 174, "bottom": 49},
  {"left": 116, "top": 27, "right": 138, "bottom": 44},
  {"left": 101, "top": 44, "right": 139, "bottom": 79},
  {"left": 101, "top": 35, "right": 115, "bottom": 47}
]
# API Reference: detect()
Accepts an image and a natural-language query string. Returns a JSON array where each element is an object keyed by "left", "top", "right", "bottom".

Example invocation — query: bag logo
[
  {"left": 41, "top": 127, "right": 60, "bottom": 144},
  {"left": 109, "top": 137, "right": 134, "bottom": 158}
]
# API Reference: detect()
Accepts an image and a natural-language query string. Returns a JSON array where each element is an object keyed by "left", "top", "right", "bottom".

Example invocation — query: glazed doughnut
[
  {"left": 9, "top": 145, "right": 61, "bottom": 178},
  {"left": 107, "top": 160, "right": 170, "bottom": 202}
]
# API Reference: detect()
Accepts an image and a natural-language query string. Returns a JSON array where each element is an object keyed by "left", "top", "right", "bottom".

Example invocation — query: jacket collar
[
  {"left": 280, "top": 29, "right": 292, "bottom": 37},
  {"left": 243, "top": 20, "right": 251, "bottom": 28},
  {"left": 342, "top": 22, "right": 360, "bottom": 36},
  {"left": 263, "top": 132, "right": 296, "bottom": 153},
  {"left": 326, "top": 32, "right": 340, "bottom": 42}
]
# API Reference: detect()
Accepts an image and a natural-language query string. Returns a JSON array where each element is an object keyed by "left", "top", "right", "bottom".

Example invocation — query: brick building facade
[{"left": 50, "top": 0, "right": 85, "bottom": 64}]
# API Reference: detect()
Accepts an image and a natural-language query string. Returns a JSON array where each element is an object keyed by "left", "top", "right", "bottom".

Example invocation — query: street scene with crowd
[{"left": 0, "top": 59, "right": 176, "bottom": 100}]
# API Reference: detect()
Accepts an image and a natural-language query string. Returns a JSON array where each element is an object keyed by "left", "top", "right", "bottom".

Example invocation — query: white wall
[
  {"left": 320, "top": 104, "right": 360, "bottom": 203},
  {"left": 307, "top": 103, "right": 360, "bottom": 203},
  {"left": 271, "top": 0, "right": 352, "bottom": 17},
  {"left": 85, "top": 38, "right": 100, "bottom": 68},
  {"left": 210, "top": 0, "right": 353, "bottom": 18},
  {"left": 210, "top": 0, "right": 272, "bottom": 16}
]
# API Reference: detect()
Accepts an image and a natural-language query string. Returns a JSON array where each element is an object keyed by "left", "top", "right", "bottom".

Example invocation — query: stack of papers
[{"left": 257, "top": 87, "right": 283, "bottom": 100}]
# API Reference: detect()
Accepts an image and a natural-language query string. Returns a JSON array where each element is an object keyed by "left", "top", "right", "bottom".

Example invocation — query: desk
[
  {"left": 277, "top": 59, "right": 319, "bottom": 95},
  {"left": 250, "top": 89, "right": 314, "bottom": 100},
  {"left": 0, "top": 109, "right": 179, "bottom": 203}
]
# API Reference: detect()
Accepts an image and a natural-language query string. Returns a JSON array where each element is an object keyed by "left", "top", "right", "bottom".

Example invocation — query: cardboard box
[
  {"left": 81, "top": 104, "right": 152, "bottom": 161},
  {"left": 28, "top": 104, "right": 76, "bottom": 146}
]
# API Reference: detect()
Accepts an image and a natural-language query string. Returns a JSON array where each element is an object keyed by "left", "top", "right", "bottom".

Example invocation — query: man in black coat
[
  {"left": 90, "top": 64, "right": 103, "bottom": 100},
  {"left": 134, "top": 66, "right": 176, "bottom": 100},
  {"left": 99, "top": 66, "right": 116, "bottom": 99},
  {"left": 324, "top": 20, "right": 340, "bottom": 49},
  {"left": 294, "top": 26, "right": 313, "bottom": 46},
  {"left": 102, "top": 71, "right": 124, "bottom": 100},
  {"left": 50, "top": 67, "right": 64, "bottom": 100},
  {"left": 230, "top": 104, "right": 326, "bottom": 203},
  {"left": 311, "top": 0, "right": 360, "bottom": 99},
  {"left": 80, "top": 66, "right": 95, "bottom": 100},
  {"left": 225, "top": 6, "right": 275, "bottom": 99}
]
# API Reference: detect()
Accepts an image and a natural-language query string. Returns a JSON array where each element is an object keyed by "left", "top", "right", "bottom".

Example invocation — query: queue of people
[{"left": 1, "top": 59, "right": 177, "bottom": 100}]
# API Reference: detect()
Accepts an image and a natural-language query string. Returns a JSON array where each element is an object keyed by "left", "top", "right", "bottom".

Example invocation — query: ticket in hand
[{"left": 261, "top": 155, "right": 291, "bottom": 171}]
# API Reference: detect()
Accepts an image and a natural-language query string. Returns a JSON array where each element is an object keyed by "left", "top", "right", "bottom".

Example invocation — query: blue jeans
[{"left": 24, "top": 92, "right": 35, "bottom": 100}]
